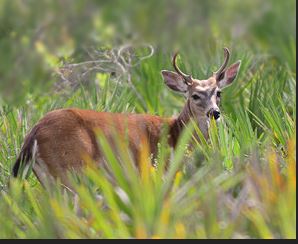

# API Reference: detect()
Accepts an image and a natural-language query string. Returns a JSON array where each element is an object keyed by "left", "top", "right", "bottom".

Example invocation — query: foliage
[{"left": 0, "top": 0, "right": 296, "bottom": 239}]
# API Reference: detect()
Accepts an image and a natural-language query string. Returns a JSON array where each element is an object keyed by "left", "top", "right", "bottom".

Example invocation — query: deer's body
[
  {"left": 13, "top": 48, "right": 241, "bottom": 187},
  {"left": 13, "top": 102, "right": 196, "bottom": 184}
]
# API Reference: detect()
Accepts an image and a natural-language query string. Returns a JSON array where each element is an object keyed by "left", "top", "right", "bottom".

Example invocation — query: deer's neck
[{"left": 169, "top": 100, "right": 209, "bottom": 147}]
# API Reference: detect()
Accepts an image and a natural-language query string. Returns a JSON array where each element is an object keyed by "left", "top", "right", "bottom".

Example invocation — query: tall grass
[
  {"left": 0, "top": 0, "right": 296, "bottom": 239},
  {"left": 0, "top": 61, "right": 296, "bottom": 238}
]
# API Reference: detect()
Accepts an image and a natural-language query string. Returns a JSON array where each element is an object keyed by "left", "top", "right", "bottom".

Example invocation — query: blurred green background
[
  {"left": 0, "top": 0, "right": 296, "bottom": 239},
  {"left": 0, "top": 0, "right": 296, "bottom": 105}
]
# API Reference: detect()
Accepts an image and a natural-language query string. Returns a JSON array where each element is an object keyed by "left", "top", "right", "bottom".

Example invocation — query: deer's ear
[
  {"left": 217, "top": 61, "right": 241, "bottom": 89},
  {"left": 161, "top": 70, "right": 188, "bottom": 93}
]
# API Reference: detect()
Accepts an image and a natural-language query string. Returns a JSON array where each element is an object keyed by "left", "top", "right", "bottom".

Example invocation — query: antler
[
  {"left": 172, "top": 52, "right": 193, "bottom": 85},
  {"left": 215, "top": 47, "right": 230, "bottom": 80}
]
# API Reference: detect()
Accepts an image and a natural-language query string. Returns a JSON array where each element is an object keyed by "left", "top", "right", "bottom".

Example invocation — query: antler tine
[
  {"left": 172, "top": 52, "right": 193, "bottom": 85},
  {"left": 215, "top": 47, "right": 230, "bottom": 80}
]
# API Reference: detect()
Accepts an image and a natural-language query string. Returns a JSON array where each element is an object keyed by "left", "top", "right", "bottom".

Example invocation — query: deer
[{"left": 12, "top": 48, "right": 241, "bottom": 188}]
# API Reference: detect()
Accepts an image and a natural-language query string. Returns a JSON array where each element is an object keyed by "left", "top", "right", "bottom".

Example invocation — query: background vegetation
[{"left": 0, "top": 0, "right": 296, "bottom": 239}]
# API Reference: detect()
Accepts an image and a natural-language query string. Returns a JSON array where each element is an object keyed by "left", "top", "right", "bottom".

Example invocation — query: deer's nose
[{"left": 207, "top": 109, "right": 220, "bottom": 120}]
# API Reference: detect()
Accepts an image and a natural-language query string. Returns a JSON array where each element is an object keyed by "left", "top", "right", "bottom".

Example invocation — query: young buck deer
[{"left": 12, "top": 48, "right": 241, "bottom": 187}]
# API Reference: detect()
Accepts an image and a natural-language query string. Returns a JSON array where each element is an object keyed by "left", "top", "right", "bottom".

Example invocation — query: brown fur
[{"left": 13, "top": 108, "right": 185, "bottom": 184}]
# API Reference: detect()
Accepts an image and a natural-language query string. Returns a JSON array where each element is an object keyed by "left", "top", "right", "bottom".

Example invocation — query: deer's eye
[
  {"left": 217, "top": 91, "right": 221, "bottom": 98},
  {"left": 192, "top": 94, "right": 200, "bottom": 100}
]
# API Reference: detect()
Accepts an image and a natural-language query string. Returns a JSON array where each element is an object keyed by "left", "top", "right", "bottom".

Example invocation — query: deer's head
[{"left": 161, "top": 48, "right": 241, "bottom": 136}]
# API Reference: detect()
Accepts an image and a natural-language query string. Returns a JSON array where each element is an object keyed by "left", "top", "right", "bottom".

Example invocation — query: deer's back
[{"left": 30, "top": 108, "right": 170, "bottom": 179}]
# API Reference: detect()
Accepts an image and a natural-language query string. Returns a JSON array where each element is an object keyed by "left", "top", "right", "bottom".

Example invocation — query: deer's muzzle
[{"left": 207, "top": 108, "right": 220, "bottom": 120}]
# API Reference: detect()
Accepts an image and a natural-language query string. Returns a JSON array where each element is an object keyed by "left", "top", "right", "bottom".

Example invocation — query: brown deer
[{"left": 12, "top": 48, "right": 241, "bottom": 187}]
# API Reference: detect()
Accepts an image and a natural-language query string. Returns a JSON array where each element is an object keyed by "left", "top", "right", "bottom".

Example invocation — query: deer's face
[
  {"left": 162, "top": 48, "right": 241, "bottom": 126},
  {"left": 187, "top": 77, "right": 221, "bottom": 121}
]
